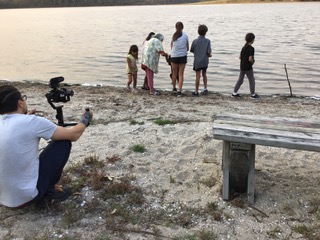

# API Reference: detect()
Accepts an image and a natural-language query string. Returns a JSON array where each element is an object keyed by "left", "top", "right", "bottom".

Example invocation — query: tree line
[{"left": 0, "top": 0, "right": 200, "bottom": 8}]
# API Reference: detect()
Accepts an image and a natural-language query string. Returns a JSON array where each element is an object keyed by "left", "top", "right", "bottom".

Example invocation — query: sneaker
[
  {"left": 250, "top": 93, "right": 260, "bottom": 99},
  {"left": 127, "top": 85, "right": 131, "bottom": 92},
  {"left": 43, "top": 186, "right": 72, "bottom": 202},
  {"left": 232, "top": 93, "right": 241, "bottom": 98},
  {"left": 150, "top": 90, "right": 160, "bottom": 96},
  {"left": 202, "top": 89, "right": 208, "bottom": 95},
  {"left": 192, "top": 92, "right": 200, "bottom": 97},
  {"left": 172, "top": 88, "right": 177, "bottom": 93},
  {"left": 177, "top": 92, "right": 182, "bottom": 97}
]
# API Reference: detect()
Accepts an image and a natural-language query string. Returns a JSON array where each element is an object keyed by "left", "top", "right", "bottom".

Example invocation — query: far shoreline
[
  {"left": 0, "top": 0, "right": 318, "bottom": 9},
  {"left": 188, "top": 0, "right": 318, "bottom": 5},
  {"left": 1, "top": 79, "right": 319, "bottom": 100}
]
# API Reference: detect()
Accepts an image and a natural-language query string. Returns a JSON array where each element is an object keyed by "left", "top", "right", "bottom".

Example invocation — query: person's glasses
[{"left": 21, "top": 95, "right": 27, "bottom": 101}]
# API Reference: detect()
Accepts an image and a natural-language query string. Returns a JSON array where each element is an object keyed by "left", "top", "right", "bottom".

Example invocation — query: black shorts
[
  {"left": 170, "top": 56, "right": 187, "bottom": 64},
  {"left": 193, "top": 66, "right": 207, "bottom": 72}
]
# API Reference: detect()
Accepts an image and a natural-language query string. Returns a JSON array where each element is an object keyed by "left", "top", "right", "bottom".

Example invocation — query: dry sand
[{"left": 0, "top": 81, "right": 320, "bottom": 240}]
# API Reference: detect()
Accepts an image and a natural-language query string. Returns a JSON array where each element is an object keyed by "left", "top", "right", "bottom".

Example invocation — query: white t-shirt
[
  {"left": 0, "top": 114, "right": 57, "bottom": 207},
  {"left": 171, "top": 32, "right": 189, "bottom": 58}
]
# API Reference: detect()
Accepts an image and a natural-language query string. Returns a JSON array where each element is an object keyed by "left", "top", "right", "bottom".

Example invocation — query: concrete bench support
[
  {"left": 222, "top": 141, "right": 255, "bottom": 203},
  {"left": 213, "top": 114, "right": 320, "bottom": 204}
]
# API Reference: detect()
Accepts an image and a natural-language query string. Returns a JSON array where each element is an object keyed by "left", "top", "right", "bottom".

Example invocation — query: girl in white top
[{"left": 170, "top": 22, "right": 189, "bottom": 97}]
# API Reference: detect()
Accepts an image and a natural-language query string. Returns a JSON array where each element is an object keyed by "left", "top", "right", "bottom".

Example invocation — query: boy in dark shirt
[{"left": 232, "top": 33, "right": 259, "bottom": 99}]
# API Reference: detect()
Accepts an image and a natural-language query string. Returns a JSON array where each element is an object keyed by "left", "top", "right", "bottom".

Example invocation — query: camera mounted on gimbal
[{"left": 45, "top": 76, "right": 76, "bottom": 126}]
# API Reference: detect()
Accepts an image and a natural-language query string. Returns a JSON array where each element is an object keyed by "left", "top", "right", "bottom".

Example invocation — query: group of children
[{"left": 126, "top": 24, "right": 258, "bottom": 99}]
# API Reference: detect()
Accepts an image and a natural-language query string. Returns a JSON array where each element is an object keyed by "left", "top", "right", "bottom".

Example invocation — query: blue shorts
[{"left": 170, "top": 56, "right": 187, "bottom": 64}]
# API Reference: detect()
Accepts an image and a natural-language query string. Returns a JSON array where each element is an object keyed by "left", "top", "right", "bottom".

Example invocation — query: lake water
[{"left": 0, "top": 2, "right": 319, "bottom": 97}]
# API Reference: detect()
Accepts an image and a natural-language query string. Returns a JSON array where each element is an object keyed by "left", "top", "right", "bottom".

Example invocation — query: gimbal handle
[{"left": 46, "top": 96, "right": 76, "bottom": 127}]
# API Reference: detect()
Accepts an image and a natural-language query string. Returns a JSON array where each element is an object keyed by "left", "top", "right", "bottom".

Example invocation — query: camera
[
  {"left": 46, "top": 76, "right": 74, "bottom": 103},
  {"left": 45, "top": 76, "right": 76, "bottom": 126}
]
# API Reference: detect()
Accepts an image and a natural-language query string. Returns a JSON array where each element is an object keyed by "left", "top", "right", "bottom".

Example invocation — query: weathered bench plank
[
  {"left": 215, "top": 121, "right": 320, "bottom": 135},
  {"left": 214, "top": 115, "right": 320, "bottom": 152},
  {"left": 213, "top": 114, "right": 320, "bottom": 204}
]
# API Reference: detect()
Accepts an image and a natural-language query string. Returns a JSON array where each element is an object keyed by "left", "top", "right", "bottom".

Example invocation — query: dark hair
[
  {"left": 145, "top": 32, "right": 155, "bottom": 41},
  {"left": 0, "top": 85, "right": 21, "bottom": 114},
  {"left": 172, "top": 21, "right": 184, "bottom": 42},
  {"left": 245, "top": 33, "right": 255, "bottom": 43},
  {"left": 128, "top": 45, "right": 139, "bottom": 59},
  {"left": 198, "top": 24, "right": 208, "bottom": 36}
]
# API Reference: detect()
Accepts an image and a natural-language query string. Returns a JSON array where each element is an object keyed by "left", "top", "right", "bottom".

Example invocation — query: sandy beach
[{"left": 1, "top": 81, "right": 320, "bottom": 240}]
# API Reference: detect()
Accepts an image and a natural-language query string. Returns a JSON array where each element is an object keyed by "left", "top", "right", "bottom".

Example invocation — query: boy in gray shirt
[{"left": 190, "top": 24, "right": 212, "bottom": 96}]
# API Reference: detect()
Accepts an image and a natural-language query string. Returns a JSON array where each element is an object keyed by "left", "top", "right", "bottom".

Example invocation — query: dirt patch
[{"left": 1, "top": 81, "right": 320, "bottom": 239}]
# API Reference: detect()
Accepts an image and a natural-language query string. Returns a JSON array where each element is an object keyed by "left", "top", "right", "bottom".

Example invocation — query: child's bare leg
[
  {"left": 176, "top": 65, "right": 179, "bottom": 85},
  {"left": 195, "top": 71, "right": 201, "bottom": 93},
  {"left": 133, "top": 72, "right": 137, "bottom": 89},
  {"left": 178, "top": 64, "right": 186, "bottom": 92},
  {"left": 127, "top": 74, "right": 132, "bottom": 91},
  {"left": 132, "top": 72, "right": 138, "bottom": 93},
  {"left": 202, "top": 70, "right": 208, "bottom": 90},
  {"left": 171, "top": 63, "right": 179, "bottom": 90}
]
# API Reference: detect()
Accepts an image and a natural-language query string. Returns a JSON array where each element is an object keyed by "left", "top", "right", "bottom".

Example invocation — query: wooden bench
[{"left": 213, "top": 114, "right": 320, "bottom": 204}]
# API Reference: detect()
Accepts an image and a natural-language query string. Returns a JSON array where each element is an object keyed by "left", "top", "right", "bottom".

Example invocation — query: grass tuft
[
  {"left": 130, "top": 119, "right": 144, "bottom": 125},
  {"left": 130, "top": 144, "right": 146, "bottom": 153},
  {"left": 154, "top": 118, "right": 177, "bottom": 125},
  {"left": 198, "top": 229, "right": 219, "bottom": 240},
  {"left": 293, "top": 225, "right": 311, "bottom": 238},
  {"left": 206, "top": 202, "right": 223, "bottom": 221}
]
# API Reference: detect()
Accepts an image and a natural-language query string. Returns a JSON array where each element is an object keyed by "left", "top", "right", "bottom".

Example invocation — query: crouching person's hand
[{"left": 79, "top": 108, "right": 93, "bottom": 127}]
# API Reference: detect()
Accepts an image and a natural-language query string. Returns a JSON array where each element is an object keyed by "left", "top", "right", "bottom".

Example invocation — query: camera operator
[{"left": 0, "top": 85, "right": 93, "bottom": 208}]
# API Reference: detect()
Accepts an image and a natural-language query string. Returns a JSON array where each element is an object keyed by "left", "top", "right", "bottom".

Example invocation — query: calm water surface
[{"left": 0, "top": 3, "right": 319, "bottom": 96}]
